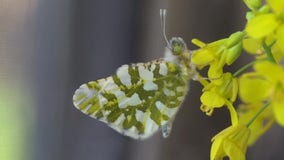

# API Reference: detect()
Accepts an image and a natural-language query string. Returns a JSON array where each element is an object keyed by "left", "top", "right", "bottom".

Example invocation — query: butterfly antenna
[{"left": 160, "top": 9, "right": 171, "bottom": 49}]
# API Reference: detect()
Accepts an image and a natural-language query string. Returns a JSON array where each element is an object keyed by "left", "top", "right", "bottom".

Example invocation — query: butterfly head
[
  {"left": 169, "top": 37, "right": 187, "bottom": 56},
  {"left": 160, "top": 9, "right": 190, "bottom": 63}
]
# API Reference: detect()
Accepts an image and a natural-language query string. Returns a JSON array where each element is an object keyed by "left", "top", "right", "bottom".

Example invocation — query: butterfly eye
[{"left": 169, "top": 37, "right": 187, "bottom": 55}]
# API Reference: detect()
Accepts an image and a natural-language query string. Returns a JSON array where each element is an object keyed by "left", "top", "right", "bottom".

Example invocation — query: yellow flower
[
  {"left": 242, "top": 36, "right": 284, "bottom": 62},
  {"left": 211, "top": 124, "right": 250, "bottom": 160},
  {"left": 192, "top": 32, "right": 245, "bottom": 79},
  {"left": 200, "top": 73, "right": 238, "bottom": 116},
  {"left": 238, "top": 103, "right": 274, "bottom": 145},
  {"left": 239, "top": 61, "right": 284, "bottom": 126},
  {"left": 191, "top": 38, "right": 225, "bottom": 78},
  {"left": 245, "top": 0, "right": 284, "bottom": 52}
]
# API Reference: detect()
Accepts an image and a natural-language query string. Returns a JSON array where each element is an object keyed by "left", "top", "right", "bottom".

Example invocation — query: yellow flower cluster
[
  {"left": 191, "top": 32, "right": 244, "bottom": 118},
  {"left": 192, "top": 32, "right": 245, "bottom": 79},
  {"left": 239, "top": 0, "right": 284, "bottom": 147},
  {"left": 244, "top": 0, "right": 284, "bottom": 61},
  {"left": 191, "top": 32, "right": 249, "bottom": 160},
  {"left": 238, "top": 61, "right": 284, "bottom": 144},
  {"left": 189, "top": 0, "right": 284, "bottom": 159}
]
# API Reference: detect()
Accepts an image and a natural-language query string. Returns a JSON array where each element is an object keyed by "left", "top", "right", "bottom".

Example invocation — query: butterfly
[{"left": 72, "top": 9, "right": 197, "bottom": 139}]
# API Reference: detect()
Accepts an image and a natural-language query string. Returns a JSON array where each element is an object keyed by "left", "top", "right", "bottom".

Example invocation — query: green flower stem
[
  {"left": 263, "top": 42, "right": 276, "bottom": 63},
  {"left": 233, "top": 60, "right": 258, "bottom": 77},
  {"left": 246, "top": 103, "right": 270, "bottom": 127},
  {"left": 233, "top": 40, "right": 277, "bottom": 77}
]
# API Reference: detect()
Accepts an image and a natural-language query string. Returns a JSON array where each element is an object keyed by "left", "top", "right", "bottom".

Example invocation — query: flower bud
[
  {"left": 225, "top": 31, "right": 245, "bottom": 49},
  {"left": 244, "top": 0, "right": 262, "bottom": 10},
  {"left": 225, "top": 42, "right": 242, "bottom": 65}
]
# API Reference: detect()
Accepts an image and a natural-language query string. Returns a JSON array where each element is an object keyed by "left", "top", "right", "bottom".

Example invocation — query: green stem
[
  {"left": 233, "top": 60, "right": 258, "bottom": 77},
  {"left": 246, "top": 103, "right": 270, "bottom": 127},
  {"left": 263, "top": 42, "right": 276, "bottom": 63},
  {"left": 234, "top": 40, "right": 276, "bottom": 77}
]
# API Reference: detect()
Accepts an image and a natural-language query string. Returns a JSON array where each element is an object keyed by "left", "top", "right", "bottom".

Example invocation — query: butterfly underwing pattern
[{"left": 73, "top": 9, "right": 197, "bottom": 139}]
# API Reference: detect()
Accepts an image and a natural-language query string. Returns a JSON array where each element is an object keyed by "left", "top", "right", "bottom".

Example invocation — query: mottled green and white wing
[{"left": 73, "top": 60, "right": 188, "bottom": 139}]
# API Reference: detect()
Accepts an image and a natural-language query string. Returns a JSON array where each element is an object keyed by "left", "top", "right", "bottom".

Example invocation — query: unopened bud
[
  {"left": 225, "top": 31, "right": 245, "bottom": 49},
  {"left": 226, "top": 42, "right": 242, "bottom": 65}
]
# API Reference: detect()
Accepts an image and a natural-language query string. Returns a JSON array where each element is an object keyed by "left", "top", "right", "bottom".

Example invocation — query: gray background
[{"left": 1, "top": 0, "right": 284, "bottom": 160}]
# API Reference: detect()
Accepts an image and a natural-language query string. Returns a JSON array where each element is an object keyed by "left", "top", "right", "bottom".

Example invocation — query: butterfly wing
[{"left": 73, "top": 60, "right": 189, "bottom": 139}]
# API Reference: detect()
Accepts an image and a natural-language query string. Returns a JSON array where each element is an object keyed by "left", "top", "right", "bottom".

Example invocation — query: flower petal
[
  {"left": 191, "top": 38, "right": 206, "bottom": 47},
  {"left": 201, "top": 91, "right": 225, "bottom": 108},
  {"left": 276, "top": 24, "right": 284, "bottom": 53},
  {"left": 243, "top": 38, "right": 263, "bottom": 54},
  {"left": 223, "top": 140, "right": 246, "bottom": 160},
  {"left": 246, "top": 14, "right": 278, "bottom": 39},
  {"left": 239, "top": 73, "right": 271, "bottom": 103},
  {"left": 272, "top": 91, "right": 284, "bottom": 126},
  {"left": 210, "top": 125, "right": 250, "bottom": 160},
  {"left": 192, "top": 49, "right": 215, "bottom": 66},
  {"left": 210, "top": 138, "right": 225, "bottom": 160},
  {"left": 254, "top": 61, "right": 284, "bottom": 83},
  {"left": 230, "top": 78, "right": 238, "bottom": 102},
  {"left": 224, "top": 126, "right": 250, "bottom": 160},
  {"left": 267, "top": 0, "right": 284, "bottom": 14},
  {"left": 208, "top": 61, "right": 223, "bottom": 79}
]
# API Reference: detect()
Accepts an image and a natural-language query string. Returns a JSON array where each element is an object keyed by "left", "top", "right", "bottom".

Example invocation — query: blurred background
[{"left": 1, "top": 0, "right": 284, "bottom": 160}]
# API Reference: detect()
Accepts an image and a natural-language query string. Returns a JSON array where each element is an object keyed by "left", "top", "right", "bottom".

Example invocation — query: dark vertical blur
[{"left": 1, "top": 0, "right": 284, "bottom": 160}]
